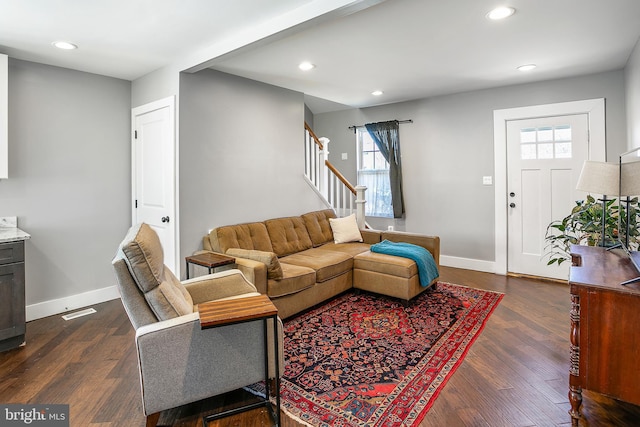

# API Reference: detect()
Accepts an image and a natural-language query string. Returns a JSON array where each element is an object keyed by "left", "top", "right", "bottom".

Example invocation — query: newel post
[
  {"left": 318, "top": 137, "right": 330, "bottom": 199},
  {"left": 355, "top": 185, "right": 367, "bottom": 229}
]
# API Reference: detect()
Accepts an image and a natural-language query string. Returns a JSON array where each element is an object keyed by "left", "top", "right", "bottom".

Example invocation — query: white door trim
[
  {"left": 493, "top": 98, "right": 606, "bottom": 275},
  {"left": 131, "top": 95, "right": 180, "bottom": 275}
]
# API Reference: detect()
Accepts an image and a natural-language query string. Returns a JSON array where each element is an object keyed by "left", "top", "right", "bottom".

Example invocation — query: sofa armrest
[
  {"left": 193, "top": 250, "right": 268, "bottom": 295},
  {"left": 360, "top": 229, "right": 382, "bottom": 244},
  {"left": 232, "top": 258, "right": 268, "bottom": 295},
  {"left": 381, "top": 231, "right": 440, "bottom": 265},
  {"left": 182, "top": 270, "right": 257, "bottom": 305},
  {"left": 135, "top": 312, "right": 283, "bottom": 416}
]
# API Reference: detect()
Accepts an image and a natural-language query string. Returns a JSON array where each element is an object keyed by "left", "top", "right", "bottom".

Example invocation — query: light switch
[
  {"left": 341, "top": 153, "right": 348, "bottom": 160},
  {"left": 483, "top": 176, "right": 493, "bottom": 185}
]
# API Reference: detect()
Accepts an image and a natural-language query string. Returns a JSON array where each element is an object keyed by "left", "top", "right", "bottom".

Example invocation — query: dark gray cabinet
[{"left": 0, "top": 240, "right": 26, "bottom": 352}]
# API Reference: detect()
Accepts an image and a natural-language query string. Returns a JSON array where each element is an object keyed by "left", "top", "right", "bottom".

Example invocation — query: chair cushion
[
  {"left": 265, "top": 216, "right": 313, "bottom": 257},
  {"left": 301, "top": 209, "right": 336, "bottom": 247},
  {"left": 226, "top": 248, "right": 283, "bottom": 279},
  {"left": 280, "top": 248, "right": 353, "bottom": 283},
  {"left": 118, "top": 223, "right": 193, "bottom": 320}
]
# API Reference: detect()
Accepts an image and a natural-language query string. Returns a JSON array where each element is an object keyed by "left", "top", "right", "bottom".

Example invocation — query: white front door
[
  {"left": 132, "top": 97, "right": 177, "bottom": 274},
  {"left": 507, "top": 114, "right": 589, "bottom": 280}
]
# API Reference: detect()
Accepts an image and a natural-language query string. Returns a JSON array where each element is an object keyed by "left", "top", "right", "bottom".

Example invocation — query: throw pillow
[
  {"left": 329, "top": 214, "right": 363, "bottom": 244},
  {"left": 225, "top": 248, "right": 283, "bottom": 280}
]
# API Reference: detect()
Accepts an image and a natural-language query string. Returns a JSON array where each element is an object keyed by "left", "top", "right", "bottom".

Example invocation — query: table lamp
[
  {"left": 619, "top": 158, "right": 640, "bottom": 248},
  {"left": 576, "top": 161, "right": 619, "bottom": 247}
]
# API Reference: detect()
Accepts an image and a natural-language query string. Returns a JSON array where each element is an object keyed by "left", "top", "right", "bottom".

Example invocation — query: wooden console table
[{"left": 568, "top": 245, "right": 640, "bottom": 426}]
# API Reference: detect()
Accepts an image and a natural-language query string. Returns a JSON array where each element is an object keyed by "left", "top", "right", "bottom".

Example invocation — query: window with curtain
[{"left": 356, "top": 128, "right": 393, "bottom": 218}]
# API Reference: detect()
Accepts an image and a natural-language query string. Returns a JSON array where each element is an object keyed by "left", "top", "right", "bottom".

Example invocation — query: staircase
[{"left": 304, "top": 122, "right": 367, "bottom": 228}]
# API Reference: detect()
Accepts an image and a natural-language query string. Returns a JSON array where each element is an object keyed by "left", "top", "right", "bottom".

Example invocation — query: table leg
[
  {"left": 263, "top": 318, "right": 270, "bottom": 399},
  {"left": 568, "top": 292, "right": 581, "bottom": 426},
  {"left": 273, "top": 315, "right": 280, "bottom": 426},
  {"left": 569, "top": 385, "right": 582, "bottom": 426}
]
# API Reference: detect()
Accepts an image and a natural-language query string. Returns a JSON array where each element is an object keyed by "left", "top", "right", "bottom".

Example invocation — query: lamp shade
[
  {"left": 621, "top": 160, "right": 640, "bottom": 196},
  {"left": 576, "top": 161, "right": 619, "bottom": 196}
]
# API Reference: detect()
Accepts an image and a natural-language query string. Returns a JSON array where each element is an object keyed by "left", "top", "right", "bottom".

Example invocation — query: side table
[
  {"left": 199, "top": 294, "right": 280, "bottom": 426},
  {"left": 185, "top": 252, "right": 235, "bottom": 279}
]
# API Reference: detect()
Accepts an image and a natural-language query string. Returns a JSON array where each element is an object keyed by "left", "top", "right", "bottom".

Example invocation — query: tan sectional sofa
[{"left": 201, "top": 209, "right": 440, "bottom": 319}]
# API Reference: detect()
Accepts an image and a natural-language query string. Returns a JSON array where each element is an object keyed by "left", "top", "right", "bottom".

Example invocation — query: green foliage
[
  {"left": 620, "top": 196, "right": 640, "bottom": 249},
  {"left": 544, "top": 195, "right": 640, "bottom": 266}
]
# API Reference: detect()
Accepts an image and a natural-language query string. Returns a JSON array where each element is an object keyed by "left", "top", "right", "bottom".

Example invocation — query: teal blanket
[{"left": 370, "top": 240, "right": 439, "bottom": 287}]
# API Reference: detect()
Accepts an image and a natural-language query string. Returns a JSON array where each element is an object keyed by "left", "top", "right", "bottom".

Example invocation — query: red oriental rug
[{"left": 252, "top": 281, "right": 503, "bottom": 427}]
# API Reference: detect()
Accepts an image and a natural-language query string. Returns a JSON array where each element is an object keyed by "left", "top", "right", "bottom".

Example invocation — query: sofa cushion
[
  {"left": 318, "top": 242, "right": 372, "bottom": 257},
  {"left": 209, "top": 222, "right": 274, "bottom": 253},
  {"left": 226, "top": 248, "right": 283, "bottom": 280},
  {"left": 354, "top": 251, "right": 418, "bottom": 279},
  {"left": 381, "top": 231, "right": 440, "bottom": 264},
  {"left": 118, "top": 223, "right": 193, "bottom": 320},
  {"left": 329, "top": 214, "right": 363, "bottom": 244},
  {"left": 267, "top": 263, "right": 316, "bottom": 298},
  {"left": 265, "top": 216, "right": 313, "bottom": 257},
  {"left": 281, "top": 248, "right": 353, "bottom": 283},
  {"left": 302, "top": 209, "right": 336, "bottom": 247}
]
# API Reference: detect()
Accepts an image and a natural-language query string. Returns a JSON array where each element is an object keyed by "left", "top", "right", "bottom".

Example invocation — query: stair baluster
[{"left": 304, "top": 122, "right": 367, "bottom": 226}]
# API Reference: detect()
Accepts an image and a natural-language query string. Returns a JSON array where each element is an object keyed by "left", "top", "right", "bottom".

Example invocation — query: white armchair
[{"left": 112, "top": 223, "right": 282, "bottom": 427}]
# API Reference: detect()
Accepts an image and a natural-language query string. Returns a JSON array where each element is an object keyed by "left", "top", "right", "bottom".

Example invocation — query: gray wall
[
  {"left": 304, "top": 104, "right": 314, "bottom": 129},
  {"left": 0, "top": 59, "right": 131, "bottom": 307},
  {"left": 178, "top": 70, "right": 326, "bottom": 271},
  {"left": 314, "top": 70, "right": 627, "bottom": 262},
  {"left": 626, "top": 38, "right": 640, "bottom": 149},
  {"left": 131, "top": 64, "right": 179, "bottom": 108}
]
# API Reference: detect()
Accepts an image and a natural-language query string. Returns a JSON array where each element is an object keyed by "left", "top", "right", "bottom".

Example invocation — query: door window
[{"left": 520, "top": 125, "right": 572, "bottom": 160}]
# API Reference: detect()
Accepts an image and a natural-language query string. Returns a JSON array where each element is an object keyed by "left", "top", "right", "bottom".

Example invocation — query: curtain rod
[{"left": 348, "top": 119, "right": 413, "bottom": 133}]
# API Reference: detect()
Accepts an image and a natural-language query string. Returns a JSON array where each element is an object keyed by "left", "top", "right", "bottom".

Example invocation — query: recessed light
[
  {"left": 486, "top": 6, "right": 515, "bottom": 20},
  {"left": 52, "top": 41, "right": 78, "bottom": 50},
  {"left": 298, "top": 62, "right": 315, "bottom": 71},
  {"left": 372, "top": 90, "right": 384, "bottom": 96},
  {"left": 517, "top": 64, "right": 537, "bottom": 71}
]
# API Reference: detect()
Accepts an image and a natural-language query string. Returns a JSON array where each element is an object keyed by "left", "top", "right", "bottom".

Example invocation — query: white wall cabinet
[{"left": 1, "top": 53, "right": 7, "bottom": 178}]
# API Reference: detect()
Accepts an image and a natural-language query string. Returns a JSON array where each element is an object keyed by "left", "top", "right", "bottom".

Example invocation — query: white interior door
[
  {"left": 132, "top": 97, "right": 177, "bottom": 274},
  {"left": 507, "top": 114, "right": 589, "bottom": 280}
]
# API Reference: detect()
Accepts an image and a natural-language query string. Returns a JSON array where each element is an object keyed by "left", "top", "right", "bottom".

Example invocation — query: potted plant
[{"left": 544, "top": 195, "right": 623, "bottom": 266}]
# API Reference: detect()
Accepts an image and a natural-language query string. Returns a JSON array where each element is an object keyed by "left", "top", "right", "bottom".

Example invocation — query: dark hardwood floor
[{"left": 1, "top": 266, "right": 639, "bottom": 426}]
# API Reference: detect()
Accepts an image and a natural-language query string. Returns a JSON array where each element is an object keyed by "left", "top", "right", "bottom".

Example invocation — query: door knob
[
  {"left": 509, "top": 203, "right": 516, "bottom": 208},
  {"left": 161, "top": 216, "right": 170, "bottom": 223}
]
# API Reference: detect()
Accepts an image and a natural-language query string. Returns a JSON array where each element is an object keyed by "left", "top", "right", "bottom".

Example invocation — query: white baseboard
[
  {"left": 26, "top": 285, "right": 121, "bottom": 322},
  {"left": 439, "top": 255, "right": 497, "bottom": 274}
]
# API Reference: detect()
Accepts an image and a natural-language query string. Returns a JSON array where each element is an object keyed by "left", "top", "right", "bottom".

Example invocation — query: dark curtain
[{"left": 365, "top": 120, "right": 405, "bottom": 218}]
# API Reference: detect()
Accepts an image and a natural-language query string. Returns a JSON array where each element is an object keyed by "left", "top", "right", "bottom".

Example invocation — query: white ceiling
[
  {"left": 0, "top": 0, "right": 314, "bottom": 79},
  {"left": 2, "top": 0, "right": 640, "bottom": 114}
]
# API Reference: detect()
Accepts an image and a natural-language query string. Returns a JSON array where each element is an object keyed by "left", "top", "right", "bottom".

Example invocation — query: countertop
[{"left": 0, "top": 216, "right": 31, "bottom": 243}]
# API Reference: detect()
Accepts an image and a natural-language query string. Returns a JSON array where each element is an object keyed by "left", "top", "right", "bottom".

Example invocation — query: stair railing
[{"left": 304, "top": 122, "right": 367, "bottom": 224}]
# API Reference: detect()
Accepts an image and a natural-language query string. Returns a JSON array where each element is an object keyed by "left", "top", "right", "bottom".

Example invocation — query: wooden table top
[
  {"left": 570, "top": 245, "right": 640, "bottom": 294},
  {"left": 199, "top": 294, "right": 277, "bottom": 329},
  {"left": 186, "top": 252, "right": 235, "bottom": 268}
]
